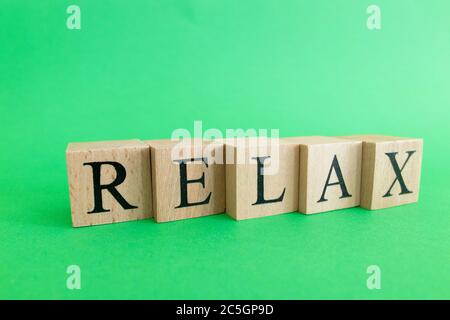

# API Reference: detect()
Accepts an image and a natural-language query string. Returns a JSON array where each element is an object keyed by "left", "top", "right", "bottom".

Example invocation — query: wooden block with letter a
[
  {"left": 339, "top": 135, "right": 423, "bottom": 210},
  {"left": 284, "top": 136, "right": 362, "bottom": 215},
  {"left": 225, "top": 137, "right": 300, "bottom": 220},
  {"left": 145, "top": 139, "right": 225, "bottom": 223},
  {"left": 66, "top": 140, "right": 152, "bottom": 227}
]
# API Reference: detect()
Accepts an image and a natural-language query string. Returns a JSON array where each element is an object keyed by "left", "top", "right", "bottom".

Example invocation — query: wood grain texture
[
  {"left": 145, "top": 139, "right": 225, "bottom": 223},
  {"left": 339, "top": 135, "right": 423, "bottom": 209},
  {"left": 66, "top": 140, "right": 152, "bottom": 227},
  {"left": 225, "top": 137, "right": 300, "bottom": 220},
  {"left": 286, "top": 136, "right": 362, "bottom": 214}
]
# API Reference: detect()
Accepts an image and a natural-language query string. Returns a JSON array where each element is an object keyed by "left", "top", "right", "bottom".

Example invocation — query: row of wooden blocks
[{"left": 66, "top": 135, "right": 423, "bottom": 227}]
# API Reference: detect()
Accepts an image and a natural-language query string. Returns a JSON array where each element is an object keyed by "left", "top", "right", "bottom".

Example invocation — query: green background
[{"left": 1, "top": 0, "right": 449, "bottom": 299}]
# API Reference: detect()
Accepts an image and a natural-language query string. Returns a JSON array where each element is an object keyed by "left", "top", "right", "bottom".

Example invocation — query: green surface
[{"left": 1, "top": 0, "right": 449, "bottom": 299}]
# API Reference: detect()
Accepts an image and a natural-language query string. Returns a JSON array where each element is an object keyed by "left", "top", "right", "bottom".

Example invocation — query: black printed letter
[
  {"left": 383, "top": 151, "right": 415, "bottom": 197},
  {"left": 252, "top": 156, "right": 286, "bottom": 205},
  {"left": 175, "top": 157, "right": 212, "bottom": 208},
  {"left": 317, "top": 155, "right": 352, "bottom": 203},
  {"left": 83, "top": 161, "right": 138, "bottom": 214}
]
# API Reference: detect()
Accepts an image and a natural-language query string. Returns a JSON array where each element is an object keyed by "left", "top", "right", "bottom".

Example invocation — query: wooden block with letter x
[
  {"left": 66, "top": 140, "right": 152, "bottom": 227},
  {"left": 339, "top": 135, "right": 423, "bottom": 209},
  {"left": 284, "top": 136, "right": 362, "bottom": 215},
  {"left": 225, "top": 137, "right": 300, "bottom": 220},
  {"left": 145, "top": 139, "right": 225, "bottom": 223}
]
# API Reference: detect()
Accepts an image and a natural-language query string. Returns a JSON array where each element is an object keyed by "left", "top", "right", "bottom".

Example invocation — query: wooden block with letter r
[
  {"left": 339, "top": 135, "right": 423, "bottom": 209},
  {"left": 145, "top": 139, "right": 225, "bottom": 223},
  {"left": 66, "top": 140, "right": 152, "bottom": 227},
  {"left": 284, "top": 136, "right": 362, "bottom": 215},
  {"left": 225, "top": 137, "right": 300, "bottom": 220}
]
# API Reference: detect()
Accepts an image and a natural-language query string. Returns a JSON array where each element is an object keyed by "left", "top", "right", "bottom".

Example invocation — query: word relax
[{"left": 66, "top": 135, "right": 423, "bottom": 227}]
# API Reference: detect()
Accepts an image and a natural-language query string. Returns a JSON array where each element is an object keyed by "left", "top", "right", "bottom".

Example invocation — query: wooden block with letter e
[
  {"left": 66, "top": 140, "right": 152, "bottom": 227},
  {"left": 284, "top": 136, "right": 362, "bottom": 214},
  {"left": 145, "top": 139, "right": 225, "bottom": 223},
  {"left": 225, "top": 137, "right": 300, "bottom": 220},
  {"left": 339, "top": 135, "right": 423, "bottom": 209}
]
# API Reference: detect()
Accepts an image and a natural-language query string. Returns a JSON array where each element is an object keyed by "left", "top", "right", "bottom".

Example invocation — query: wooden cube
[
  {"left": 145, "top": 139, "right": 225, "bottom": 223},
  {"left": 225, "top": 138, "right": 300, "bottom": 220},
  {"left": 339, "top": 135, "right": 423, "bottom": 209},
  {"left": 284, "top": 136, "right": 362, "bottom": 214},
  {"left": 66, "top": 140, "right": 152, "bottom": 227}
]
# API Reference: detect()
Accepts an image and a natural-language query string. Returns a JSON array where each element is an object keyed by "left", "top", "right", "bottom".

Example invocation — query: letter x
[{"left": 383, "top": 151, "right": 415, "bottom": 198}]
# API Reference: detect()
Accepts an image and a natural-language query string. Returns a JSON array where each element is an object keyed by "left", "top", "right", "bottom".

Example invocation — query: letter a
[
  {"left": 66, "top": 265, "right": 81, "bottom": 290},
  {"left": 366, "top": 5, "right": 381, "bottom": 30},
  {"left": 66, "top": 5, "right": 81, "bottom": 30},
  {"left": 317, "top": 155, "right": 352, "bottom": 203},
  {"left": 366, "top": 265, "right": 381, "bottom": 289}
]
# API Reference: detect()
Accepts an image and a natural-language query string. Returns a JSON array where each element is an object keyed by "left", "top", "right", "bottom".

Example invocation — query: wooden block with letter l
[
  {"left": 225, "top": 137, "right": 300, "bottom": 220},
  {"left": 284, "top": 136, "right": 362, "bottom": 215},
  {"left": 339, "top": 135, "right": 423, "bottom": 210},
  {"left": 66, "top": 140, "right": 152, "bottom": 227},
  {"left": 145, "top": 139, "right": 225, "bottom": 223}
]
